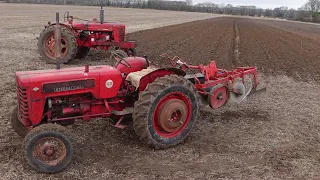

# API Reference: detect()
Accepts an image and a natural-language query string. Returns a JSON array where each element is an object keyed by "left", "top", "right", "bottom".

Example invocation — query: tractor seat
[{"left": 126, "top": 66, "right": 158, "bottom": 88}]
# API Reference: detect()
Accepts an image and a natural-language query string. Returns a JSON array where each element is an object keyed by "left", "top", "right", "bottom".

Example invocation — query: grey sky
[{"left": 191, "top": 0, "right": 307, "bottom": 9}]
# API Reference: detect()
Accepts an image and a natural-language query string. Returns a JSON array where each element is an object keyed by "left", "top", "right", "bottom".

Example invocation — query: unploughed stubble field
[{"left": 1, "top": 3, "right": 320, "bottom": 180}]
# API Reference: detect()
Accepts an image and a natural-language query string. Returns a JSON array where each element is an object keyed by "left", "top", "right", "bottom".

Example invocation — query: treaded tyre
[
  {"left": 127, "top": 48, "right": 137, "bottom": 56},
  {"left": 38, "top": 26, "right": 77, "bottom": 64},
  {"left": 23, "top": 124, "right": 74, "bottom": 173},
  {"left": 10, "top": 106, "right": 29, "bottom": 137},
  {"left": 75, "top": 47, "right": 90, "bottom": 59},
  {"left": 133, "top": 75, "right": 200, "bottom": 149}
]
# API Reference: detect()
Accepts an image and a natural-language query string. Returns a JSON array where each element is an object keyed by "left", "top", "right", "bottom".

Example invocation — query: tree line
[{"left": 5, "top": 0, "right": 320, "bottom": 23}]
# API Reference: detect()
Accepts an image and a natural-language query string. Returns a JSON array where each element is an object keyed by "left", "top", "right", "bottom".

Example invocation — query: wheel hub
[
  {"left": 158, "top": 99, "right": 188, "bottom": 133},
  {"left": 44, "top": 34, "right": 68, "bottom": 59},
  {"left": 209, "top": 85, "right": 229, "bottom": 109},
  {"left": 33, "top": 137, "right": 67, "bottom": 166},
  {"left": 44, "top": 147, "right": 54, "bottom": 156}
]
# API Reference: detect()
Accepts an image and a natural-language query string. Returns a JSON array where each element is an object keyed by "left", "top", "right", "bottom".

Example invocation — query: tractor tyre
[
  {"left": 127, "top": 48, "right": 137, "bottom": 56},
  {"left": 23, "top": 124, "right": 74, "bottom": 173},
  {"left": 133, "top": 75, "right": 200, "bottom": 149},
  {"left": 75, "top": 47, "right": 90, "bottom": 59},
  {"left": 38, "top": 26, "right": 78, "bottom": 64},
  {"left": 10, "top": 106, "right": 29, "bottom": 138}
]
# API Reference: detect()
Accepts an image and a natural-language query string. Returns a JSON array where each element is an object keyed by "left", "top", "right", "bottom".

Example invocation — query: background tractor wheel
[
  {"left": 110, "top": 49, "right": 128, "bottom": 65},
  {"left": 10, "top": 106, "right": 29, "bottom": 137},
  {"left": 75, "top": 47, "right": 90, "bottom": 59},
  {"left": 38, "top": 26, "right": 77, "bottom": 64},
  {"left": 23, "top": 124, "right": 74, "bottom": 173},
  {"left": 127, "top": 48, "right": 137, "bottom": 56},
  {"left": 133, "top": 75, "right": 200, "bottom": 150}
]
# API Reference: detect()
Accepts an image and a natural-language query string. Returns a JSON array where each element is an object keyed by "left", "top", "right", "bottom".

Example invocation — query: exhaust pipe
[{"left": 100, "top": 6, "right": 104, "bottom": 24}]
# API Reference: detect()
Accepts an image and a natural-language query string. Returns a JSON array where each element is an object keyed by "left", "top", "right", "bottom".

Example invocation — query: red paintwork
[
  {"left": 16, "top": 65, "right": 122, "bottom": 126},
  {"left": 139, "top": 68, "right": 185, "bottom": 92},
  {"left": 115, "top": 57, "right": 149, "bottom": 75},
  {"left": 161, "top": 53, "right": 259, "bottom": 92},
  {"left": 153, "top": 92, "right": 192, "bottom": 138}
]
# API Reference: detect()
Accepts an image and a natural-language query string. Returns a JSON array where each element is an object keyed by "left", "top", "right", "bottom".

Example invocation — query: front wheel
[
  {"left": 133, "top": 75, "right": 200, "bottom": 149},
  {"left": 23, "top": 124, "right": 74, "bottom": 173}
]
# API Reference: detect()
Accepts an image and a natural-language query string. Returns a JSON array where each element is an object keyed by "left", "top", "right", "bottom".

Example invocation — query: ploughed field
[{"left": 1, "top": 4, "right": 320, "bottom": 179}]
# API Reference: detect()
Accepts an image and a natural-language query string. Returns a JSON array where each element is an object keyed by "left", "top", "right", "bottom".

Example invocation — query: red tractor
[
  {"left": 12, "top": 52, "right": 264, "bottom": 173},
  {"left": 12, "top": 17, "right": 265, "bottom": 173},
  {"left": 37, "top": 8, "right": 136, "bottom": 64}
]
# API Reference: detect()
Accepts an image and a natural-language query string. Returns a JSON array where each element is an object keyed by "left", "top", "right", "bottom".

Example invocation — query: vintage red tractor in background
[{"left": 37, "top": 7, "right": 136, "bottom": 64}]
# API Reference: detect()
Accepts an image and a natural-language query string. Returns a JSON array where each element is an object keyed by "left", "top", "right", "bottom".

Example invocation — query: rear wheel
[
  {"left": 38, "top": 26, "right": 77, "bottom": 64},
  {"left": 23, "top": 124, "right": 74, "bottom": 173},
  {"left": 75, "top": 47, "right": 90, "bottom": 59},
  {"left": 127, "top": 48, "right": 137, "bottom": 56},
  {"left": 133, "top": 75, "right": 200, "bottom": 149}
]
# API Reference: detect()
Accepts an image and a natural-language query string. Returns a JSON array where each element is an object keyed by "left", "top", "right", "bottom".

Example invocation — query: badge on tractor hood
[
  {"left": 43, "top": 79, "right": 95, "bottom": 93},
  {"left": 105, "top": 80, "right": 114, "bottom": 89}
]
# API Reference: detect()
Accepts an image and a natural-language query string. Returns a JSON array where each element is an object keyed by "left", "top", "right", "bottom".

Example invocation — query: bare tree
[{"left": 302, "top": 0, "right": 320, "bottom": 12}]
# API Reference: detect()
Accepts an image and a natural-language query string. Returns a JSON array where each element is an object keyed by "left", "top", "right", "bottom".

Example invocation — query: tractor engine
[{"left": 47, "top": 94, "right": 96, "bottom": 119}]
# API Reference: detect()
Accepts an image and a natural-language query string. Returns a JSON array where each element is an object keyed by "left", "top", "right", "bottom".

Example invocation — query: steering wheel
[{"left": 111, "top": 51, "right": 131, "bottom": 68}]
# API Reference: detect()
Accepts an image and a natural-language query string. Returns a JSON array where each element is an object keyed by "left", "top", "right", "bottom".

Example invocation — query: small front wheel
[{"left": 23, "top": 124, "right": 74, "bottom": 173}]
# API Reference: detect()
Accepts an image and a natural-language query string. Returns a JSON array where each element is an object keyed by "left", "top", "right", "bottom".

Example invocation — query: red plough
[{"left": 161, "top": 53, "right": 265, "bottom": 109}]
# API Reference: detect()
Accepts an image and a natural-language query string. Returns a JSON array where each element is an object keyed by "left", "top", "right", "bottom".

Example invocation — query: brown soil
[
  {"left": 1, "top": 16, "right": 320, "bottom": 179},
  {"left": 128, "top": 17, "right": 320, "bottom": 82}
]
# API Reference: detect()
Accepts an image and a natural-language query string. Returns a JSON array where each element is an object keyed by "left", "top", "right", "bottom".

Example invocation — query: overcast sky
[{"left": 191, "top": 0, "right": 307, "bottom": 9}]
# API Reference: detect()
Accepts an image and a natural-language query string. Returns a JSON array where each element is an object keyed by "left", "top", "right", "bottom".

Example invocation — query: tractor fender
[{"left": 139, "top": 68, "right": 186, "bottom": 92}]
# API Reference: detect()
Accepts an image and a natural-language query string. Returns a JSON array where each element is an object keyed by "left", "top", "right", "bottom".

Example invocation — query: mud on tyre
[
  {"left": 133, "top": 75, "right": 200, "bottom": 149},
  {"left": 38, "top": 26, "right": 77, "bottom": 64},
  {"left": 23, "top": 124, "right": 74, "bottom": 173}
]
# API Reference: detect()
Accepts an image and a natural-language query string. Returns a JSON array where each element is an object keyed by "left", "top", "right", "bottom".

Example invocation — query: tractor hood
[
  {"left": 15, "top": 65, "right": 122, "bottom": 99},
  {"left": 71, "top": 22, "right": 125, "bottom": 31}
]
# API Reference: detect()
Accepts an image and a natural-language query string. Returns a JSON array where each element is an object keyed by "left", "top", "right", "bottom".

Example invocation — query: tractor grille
[
  {"left": 17, "top": 86, "right": 29, "bottom": 120},
  {"left": 119, "top": 27, "right": 125, "bottom": 42}
]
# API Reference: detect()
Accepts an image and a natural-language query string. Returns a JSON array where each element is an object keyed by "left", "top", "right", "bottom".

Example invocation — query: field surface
[{"left": 1, "top": 3, "right": 320, "bottom": 180}]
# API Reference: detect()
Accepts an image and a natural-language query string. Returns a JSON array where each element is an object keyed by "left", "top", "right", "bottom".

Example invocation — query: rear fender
[
  {"left": 45, "top": 23, "right": 77, "bottom": 34},
  {"left": 139, "top": 68, "right": 186, "bottom": 92}
]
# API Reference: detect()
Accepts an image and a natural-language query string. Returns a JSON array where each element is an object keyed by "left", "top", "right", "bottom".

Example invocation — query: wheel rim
[
  {"left": 32, "top": 137, "right": 67, "bottom": 166},
  {"left": 43, "top": 34, "right": 68, "bottom": 59},
  {"left": 209, "top": 86, "right": 228, "bottom": 109},
  {"left": 153, "top": 92, "right": 192, "bottom": 138}
]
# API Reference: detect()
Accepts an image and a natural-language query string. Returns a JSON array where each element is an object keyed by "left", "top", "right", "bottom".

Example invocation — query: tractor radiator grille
[
  {"left": 18, "top": 86, "right": 29, "bottom": 120},
  {"left": 119, "top": 27, "right": 125, "bottom": 42}
]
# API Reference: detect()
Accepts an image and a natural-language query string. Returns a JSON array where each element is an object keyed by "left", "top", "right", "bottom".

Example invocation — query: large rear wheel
[
  {"left": 38, "top": 26, "right": 77, "bottom": 64},
  {"left": 133, "top": 75, "right": 200, "bottom": 149},
  {"left": 75, "top": 47, "right": 90, "bottom": 59}
]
